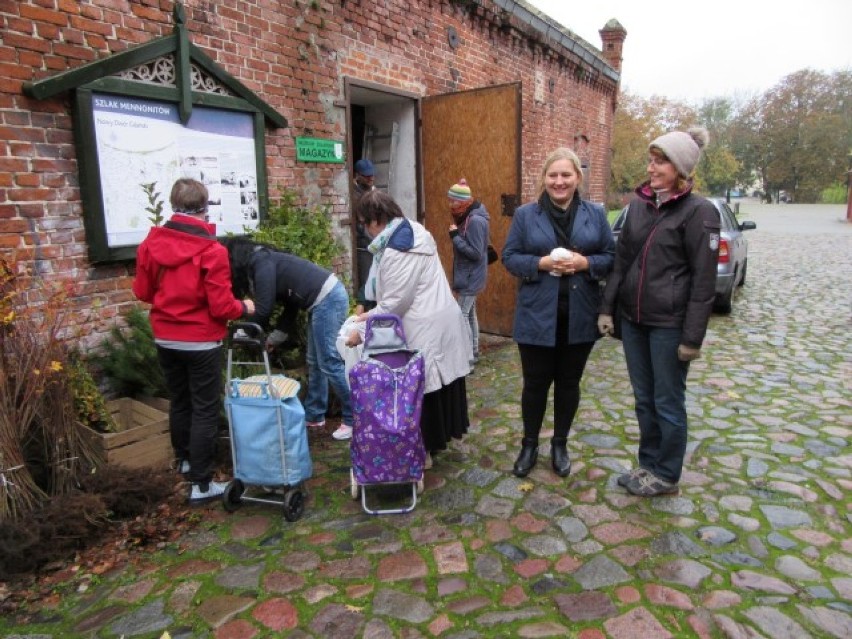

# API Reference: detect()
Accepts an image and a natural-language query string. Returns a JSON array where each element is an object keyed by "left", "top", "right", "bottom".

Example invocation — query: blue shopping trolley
[{"left": 223, "top": 322, "right": 312, "bottom": 521}]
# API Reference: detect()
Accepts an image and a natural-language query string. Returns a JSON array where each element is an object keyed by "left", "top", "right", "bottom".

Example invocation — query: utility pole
[{"left": 847, "top": 151, "right": 852, "bottom": 223}]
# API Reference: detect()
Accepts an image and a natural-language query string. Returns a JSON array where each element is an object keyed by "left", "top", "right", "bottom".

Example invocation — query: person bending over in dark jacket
[
  {"left": 599, "top": 127, "right": 720, "bottom": 497},
  {"left": 502, "top": 148, "right": 614, "bottom": 479},
  {"left": 133, "top": 178, "right": 254, "bottom": 504},
  {"left": 222, "top": 237, "right": 354, "bottom": 441}
]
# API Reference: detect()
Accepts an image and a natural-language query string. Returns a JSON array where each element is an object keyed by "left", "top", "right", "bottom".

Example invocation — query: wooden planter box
[{"left": 84, "top": 398, "right": 171, "bottom": 470}]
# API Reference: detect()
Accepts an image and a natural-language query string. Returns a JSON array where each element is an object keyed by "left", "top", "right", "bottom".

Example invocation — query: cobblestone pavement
[{"left": 3, "top": 205, "right": 851, "bottom": 638}]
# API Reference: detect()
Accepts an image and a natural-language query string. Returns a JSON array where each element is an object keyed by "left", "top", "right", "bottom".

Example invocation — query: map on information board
[{"left": 92, "top": 93, "right": 260, "bottom": 247}]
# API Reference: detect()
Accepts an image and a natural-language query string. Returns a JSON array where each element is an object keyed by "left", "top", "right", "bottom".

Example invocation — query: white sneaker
[
  {"left": 332, "top": 424, "right": 353, "bottom": 440},
  {"left": 306, "top": 420, "right": 326, "bottom": 429},
  {"left": 178, "top": 459, "right": 191, "bottom": 474},
  {"left": 188, "top": 481, "right": 227, "bottom": 504}
]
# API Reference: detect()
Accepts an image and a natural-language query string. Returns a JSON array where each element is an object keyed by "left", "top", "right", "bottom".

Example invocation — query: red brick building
[{"left": 1, "top": 0, "right": 625, "bottom": 344}]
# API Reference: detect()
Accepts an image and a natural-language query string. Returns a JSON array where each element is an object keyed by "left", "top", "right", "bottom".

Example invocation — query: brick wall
[{"left": 0, "top": 0, "right": 620, "bottom": 349}]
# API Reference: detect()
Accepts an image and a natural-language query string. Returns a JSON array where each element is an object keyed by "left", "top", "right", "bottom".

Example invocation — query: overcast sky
[{"left": 526, "top": 0, "right": 852, "bottom": 104}]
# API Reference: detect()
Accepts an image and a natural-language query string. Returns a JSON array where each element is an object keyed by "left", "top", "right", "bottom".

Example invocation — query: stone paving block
[
  {"left": 553, "top": 591, "right": 617, "bottom": 621},
  {"left": 308, "top": 603, "right": 365, "bottom": 639},
  {"left": 372, "top": 588, "right": 434, "bottom": 623},
  {"left": 446, "top": 595, "right": 491, "bottom": 614},
  {"left": 216, "top": 619, "right": 259, "bottom": 638},
  {"left": 517, "top": 620, "right": 569, "bottom": 637},
  {"left": 252, "top": 597, "right": 299, "bottom": 631},
  {"left": 215, "top": 563, "right": 264, "bottom": 589},
  {"left": 73, "top": 604, "right": 127, "bottom": 634},
  {"left": 730, "top": 570, "right": 797, "bottom": 594},
  {"left": 643, "top": 583, "right": 694, "bottom": 610},
  {"left": 434, "top": 541, "right": 468, "bottom": 574},
  {"left": 572, "top": 555, "right": 630, "bottom": 590},
  {"left": 743, "top": 606, "right": 811, "bottom": 639},
  {"left": 603, "top": 606, "right": 673, "bottom": 639},
  {"left": 376, "top": 550, "right": 427, "bottom": 581},
  {"left": 475, "top": 607, "right": 546, "bottom": 626},
  {"left": 196, "top": 595, "right": 254, "bottom": 629},
  {"left": 796, "top": 605, "right": 852, "bottom": 639},
  {"left": 654, "top": 559, "right": 712, "bottom": 589}
]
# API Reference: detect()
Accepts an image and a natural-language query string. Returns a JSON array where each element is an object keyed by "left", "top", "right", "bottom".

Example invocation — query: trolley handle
[
  {"left": 364, "top": 313, "right": 408, "bottom": 353},
  {"left": 229, "top": 322, "right": 266, "bottom": 349}
]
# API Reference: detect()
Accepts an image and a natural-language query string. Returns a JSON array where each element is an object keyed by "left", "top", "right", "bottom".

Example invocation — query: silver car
[{"left": 611, "top": 197, "right": 756, "bottom": 313}]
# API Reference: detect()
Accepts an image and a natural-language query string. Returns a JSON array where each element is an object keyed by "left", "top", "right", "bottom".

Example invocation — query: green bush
[
  {"left": 90, "top": 306, "right": 166, "bottom": 399},
  {"left": 247, "top": 189, "right": 344, "bottom": 270},
  {"left": 67, "top": 352, "right": 116, "bottom": 433},
  {"left": 821, "top": 182, "right": 848, "bottom": 204}
]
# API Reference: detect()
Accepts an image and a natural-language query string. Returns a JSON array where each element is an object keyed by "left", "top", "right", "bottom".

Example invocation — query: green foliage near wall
[
  {"left": 91, "top": 306, "right": 167, "bottom": 399},
  {"left": 248, "top": 189, "right": 344, "bottom": 270},
  {"left": 68, "top": 353, "right": 116, "bottom": 433}
]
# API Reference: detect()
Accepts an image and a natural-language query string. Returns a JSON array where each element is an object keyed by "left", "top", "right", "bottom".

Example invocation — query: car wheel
[
  {"left": 738, "top": 259, "right": 747, "bottom": 287},
  {"left": 714, "top": 287, "right": 733, "bottom": 314}
]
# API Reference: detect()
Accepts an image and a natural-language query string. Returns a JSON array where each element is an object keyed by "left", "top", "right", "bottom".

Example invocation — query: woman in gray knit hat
[{"left": 598, "top": 127, "right": 720, "bottom": 497}]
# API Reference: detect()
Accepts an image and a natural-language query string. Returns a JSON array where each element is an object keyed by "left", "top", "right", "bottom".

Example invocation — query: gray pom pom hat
[{"left": 649, "top": 127, "right": 710, "bottom": 178}]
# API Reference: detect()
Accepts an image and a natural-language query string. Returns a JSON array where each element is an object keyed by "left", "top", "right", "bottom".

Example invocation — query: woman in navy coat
[{"left": 502, "top": 148, "right": 614, "bottom": 478}]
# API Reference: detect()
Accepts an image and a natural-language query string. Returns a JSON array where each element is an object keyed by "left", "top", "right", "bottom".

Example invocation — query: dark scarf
[
  {"left": 539, "top": 191, "right": 579, "bottom": 249},
  {"left": 539, "top": 191, "right": 580, "bottom": 321}
]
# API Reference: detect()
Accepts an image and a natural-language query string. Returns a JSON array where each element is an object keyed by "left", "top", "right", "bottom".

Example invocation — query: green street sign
[{"left": 295, "top": 136, "right": 345, "bottom": 163}]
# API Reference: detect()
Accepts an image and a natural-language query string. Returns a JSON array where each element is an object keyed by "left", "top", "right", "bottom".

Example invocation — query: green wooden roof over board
[{"left": 22, "top": 2, "right": 287, "bottom": 129}]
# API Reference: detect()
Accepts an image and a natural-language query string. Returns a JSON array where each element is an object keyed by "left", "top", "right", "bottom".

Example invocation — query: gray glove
[
  {"left": 597, "top": 314, "right": 614, "bottom": 337},
  {"left": 678, "top": 344, "right": 701, "bottom": 361},
  {"left": 265, "top": 329, "right": 289, "bottom": 351}
]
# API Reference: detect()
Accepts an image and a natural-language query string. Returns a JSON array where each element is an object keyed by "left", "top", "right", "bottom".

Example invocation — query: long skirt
[{"left": 420, "top": 376, "right": 469, "bottom": 453}]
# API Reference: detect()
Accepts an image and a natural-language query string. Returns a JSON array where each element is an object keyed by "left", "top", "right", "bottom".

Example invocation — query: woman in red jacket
[{"left": 133, "top": 178, "right": 254, "bottom": 504}]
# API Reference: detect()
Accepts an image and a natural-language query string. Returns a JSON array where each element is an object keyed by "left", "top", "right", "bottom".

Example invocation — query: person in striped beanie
[{"left": 448, "top": 178, "right": 490, "bottom": 365}]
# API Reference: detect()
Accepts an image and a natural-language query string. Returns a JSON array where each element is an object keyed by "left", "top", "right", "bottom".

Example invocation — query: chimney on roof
[{"left": 599, "top": 19, "right": 627, "bottom": 75}]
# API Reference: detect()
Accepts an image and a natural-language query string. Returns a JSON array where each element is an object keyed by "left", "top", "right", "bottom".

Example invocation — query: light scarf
[{"left": 364, "top": 217, "right": 405, "bottom": 301}]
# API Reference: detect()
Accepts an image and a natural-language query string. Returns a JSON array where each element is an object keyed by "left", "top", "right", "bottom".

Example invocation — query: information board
[{"left": 91, "top": 93, "right": 260, "bottom": 247}]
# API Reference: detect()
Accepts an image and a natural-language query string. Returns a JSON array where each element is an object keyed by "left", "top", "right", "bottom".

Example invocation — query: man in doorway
[
  {"left": 354, "top": 158, "right": 375, "bottom": 197},
  {"left": 448, "top": 178, "right": 490, "bottom": 365},
  {"left": 353, "top": 158, "right": 377, "bottom": 313}
]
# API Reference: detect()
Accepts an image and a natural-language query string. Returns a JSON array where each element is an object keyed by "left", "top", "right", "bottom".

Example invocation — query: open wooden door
[{"left": 421, "top": 83, "right": 521, "bottom": 336}]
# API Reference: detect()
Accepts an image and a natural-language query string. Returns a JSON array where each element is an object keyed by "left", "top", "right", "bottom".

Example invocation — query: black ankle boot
[
  {"left": 512, "top": 439, "right": 539, "bottom": 477},
  {"left": 551, "top": 437, "right": 571, "bottom": 477}
]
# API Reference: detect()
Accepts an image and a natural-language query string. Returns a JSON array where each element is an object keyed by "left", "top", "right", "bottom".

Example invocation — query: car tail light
[{"left": 717, "top": 238, "right": 730, "bottom": 263}]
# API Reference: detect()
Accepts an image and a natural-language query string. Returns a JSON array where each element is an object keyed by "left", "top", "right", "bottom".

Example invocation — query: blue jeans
[
  {"left": 620, "top": 320, "right": 690, "bottom": 483},
  {"left": 457, "top": 294, "right": 479, "bottom": 358},
  {"left": 304, "top": 281, "right": 353, "bottom": 425}
]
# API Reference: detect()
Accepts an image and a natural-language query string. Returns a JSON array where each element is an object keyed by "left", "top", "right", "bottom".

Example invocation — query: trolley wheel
[
  {"left": 223, "top": 479, "right": 244, "bottom": 512},
  {"left": 416, "top": 479, "right": 424, "bottom": 495},
  {"left": 350, "top": 469, "right": 360, "bottom": 500},
  {"left": 283, "top": 489, "right": 305, "bottom": 522}
]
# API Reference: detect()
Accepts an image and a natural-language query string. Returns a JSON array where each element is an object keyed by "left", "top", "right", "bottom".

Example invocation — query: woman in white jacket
[{"left": 350, "top": 190, "right": 472, "bottom": 467}]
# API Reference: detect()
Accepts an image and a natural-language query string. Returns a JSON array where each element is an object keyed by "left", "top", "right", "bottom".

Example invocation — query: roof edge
[{"left": 491, "top": 0, "right": 620, "bottom": 83}]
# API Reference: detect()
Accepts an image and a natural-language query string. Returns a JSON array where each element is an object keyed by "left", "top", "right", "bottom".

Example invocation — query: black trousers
[
  {"left": 156, "top": 345, "right": 222, "bottom": 484},
  {"left": 518, "top": 338, "right": 594, "bottom": 442}
]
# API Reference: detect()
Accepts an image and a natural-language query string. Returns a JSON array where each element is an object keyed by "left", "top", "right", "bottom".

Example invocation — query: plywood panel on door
[{"left": 421, "top": 83, "right": 520, "bottom": 336}]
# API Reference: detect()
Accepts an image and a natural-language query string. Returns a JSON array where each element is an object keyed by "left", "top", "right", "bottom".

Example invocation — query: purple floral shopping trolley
[{"left": 348, "top": 314, "right": 426, "bottom": 514}]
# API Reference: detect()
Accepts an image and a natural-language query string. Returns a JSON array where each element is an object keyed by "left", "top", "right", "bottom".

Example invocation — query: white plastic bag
[{"left": 336, "top": 315, "right": 366, "bottom": 385}]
